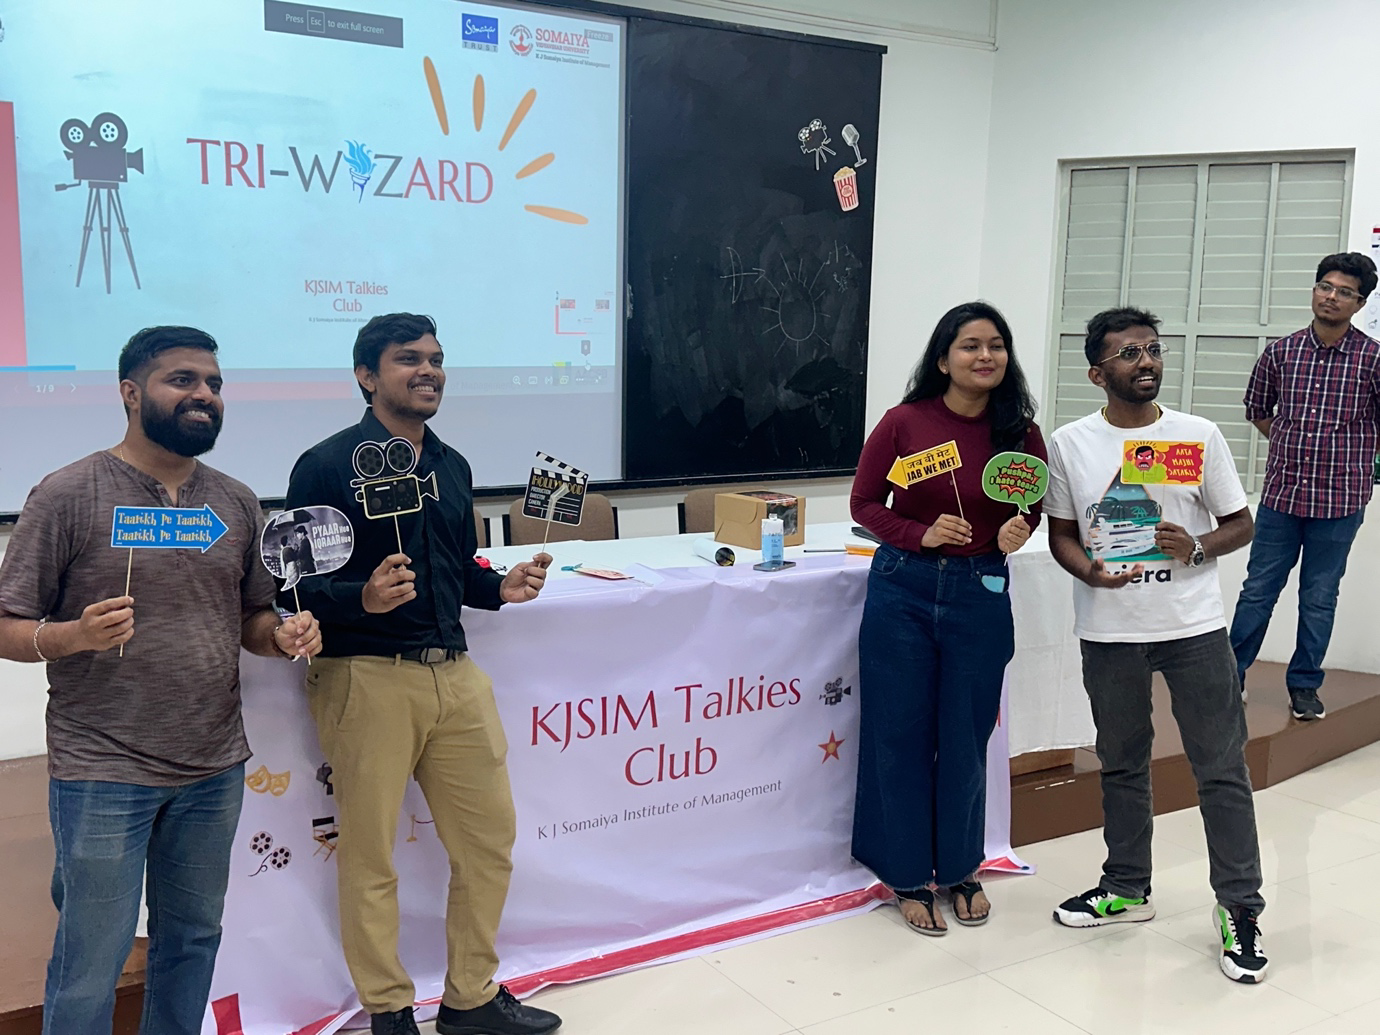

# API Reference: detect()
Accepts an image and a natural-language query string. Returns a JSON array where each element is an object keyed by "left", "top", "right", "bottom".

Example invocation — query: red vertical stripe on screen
[{"left": 0, "top": 101, "right": 26, "bottom": 365}]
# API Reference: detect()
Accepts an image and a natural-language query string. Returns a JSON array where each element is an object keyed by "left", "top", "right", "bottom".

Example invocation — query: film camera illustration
[
  {"left": 351, "top": 437, "right": 439, "bottom": 520},
  {"left": 54, "top": 112, "right": 144, "bottom": 293}
]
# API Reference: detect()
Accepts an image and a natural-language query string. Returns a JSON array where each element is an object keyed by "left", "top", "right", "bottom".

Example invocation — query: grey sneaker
[{"left": 1289, "top": 688, "right": 1325, "bottom": 721}]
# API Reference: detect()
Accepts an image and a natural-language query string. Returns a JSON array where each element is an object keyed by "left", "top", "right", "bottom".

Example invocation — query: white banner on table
[{"left": 205, "top": 560, "right": 1025, "bottom": 1035}]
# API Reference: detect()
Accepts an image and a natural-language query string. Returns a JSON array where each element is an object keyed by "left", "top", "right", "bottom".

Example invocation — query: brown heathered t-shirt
[{"left": 0, "top": 451, "right": 276, "bottom": 785}]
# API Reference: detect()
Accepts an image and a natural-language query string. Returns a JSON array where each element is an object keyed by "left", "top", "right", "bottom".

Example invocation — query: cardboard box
[{"left": 713, "top": 491, "right": 805, "bottom": 549}]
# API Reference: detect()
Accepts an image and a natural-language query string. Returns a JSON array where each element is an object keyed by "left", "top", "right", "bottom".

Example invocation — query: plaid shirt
[{"left": 1244, "top": 324, "right": 1380, "bottom": 518}]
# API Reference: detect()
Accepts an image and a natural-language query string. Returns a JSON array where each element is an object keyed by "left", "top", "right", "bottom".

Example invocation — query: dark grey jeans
[{"left": 1081, "top": 629, "right": 1265, "bottom": 914}]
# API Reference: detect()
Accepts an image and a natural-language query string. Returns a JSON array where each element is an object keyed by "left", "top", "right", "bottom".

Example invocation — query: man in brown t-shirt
[{"left": 0, "top": 326, "right": 321, "bottom": 1035}]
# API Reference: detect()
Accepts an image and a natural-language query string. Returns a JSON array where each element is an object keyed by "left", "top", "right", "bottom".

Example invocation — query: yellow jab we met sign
[{"left": 887, "top": 440, "right": 963, "bottom": 488}]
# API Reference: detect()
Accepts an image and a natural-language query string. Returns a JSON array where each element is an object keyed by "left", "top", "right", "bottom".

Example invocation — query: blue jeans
[
  {"left": 852, "top": 546, "right": 1014, "bottom": 890},
  {"left": 1229, "top": 504, "right": 1366, "bottom": 693},
  {"left": 44, "top": 764, "right": 244, "bottom": 1035}
]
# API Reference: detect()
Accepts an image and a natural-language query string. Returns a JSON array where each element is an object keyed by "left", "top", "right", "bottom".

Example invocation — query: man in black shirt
[{"left": 284, "top": 314, "right": 558, "bottom": 1035}]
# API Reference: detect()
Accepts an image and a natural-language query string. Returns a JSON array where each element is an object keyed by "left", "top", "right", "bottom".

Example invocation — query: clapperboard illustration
[{"left": 522, "top": 452, "right": 589, "bottom": 527}]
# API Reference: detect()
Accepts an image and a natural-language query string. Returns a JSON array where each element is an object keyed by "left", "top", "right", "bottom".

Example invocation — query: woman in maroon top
[{"left": 850, "top": 301, "right": 1046, "bottom": 935}]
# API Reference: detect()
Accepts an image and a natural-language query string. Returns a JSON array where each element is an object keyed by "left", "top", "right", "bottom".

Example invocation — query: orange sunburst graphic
[{"left": 423, "top": 60, "right": 588, "bottom": 226}]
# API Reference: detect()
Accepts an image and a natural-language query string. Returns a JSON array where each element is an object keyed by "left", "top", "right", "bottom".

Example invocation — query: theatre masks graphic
[{"left": 260, "top": 506, "right": 354, "bottom": 593}]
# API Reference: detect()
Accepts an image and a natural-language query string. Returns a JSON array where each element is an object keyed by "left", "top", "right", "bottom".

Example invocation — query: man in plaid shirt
[{"left": 1231, "top": 252, "right": 1380, "bottom": 721}]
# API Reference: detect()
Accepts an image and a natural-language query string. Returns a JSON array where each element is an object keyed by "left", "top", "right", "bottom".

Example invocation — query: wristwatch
[{"left": 1187, "top": 537, "right": 1206, "bottom": 568}]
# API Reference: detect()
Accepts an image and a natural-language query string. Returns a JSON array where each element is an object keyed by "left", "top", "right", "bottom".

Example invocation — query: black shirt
[{"left": 282, "top": 409, "right": 503, "bottom": 657}]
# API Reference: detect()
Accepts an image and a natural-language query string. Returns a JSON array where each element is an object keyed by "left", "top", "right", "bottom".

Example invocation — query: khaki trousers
[{"left": 307, "top": 654, "right": 516, "bottom": 1014}]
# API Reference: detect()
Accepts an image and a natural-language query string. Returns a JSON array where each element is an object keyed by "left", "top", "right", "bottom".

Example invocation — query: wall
[
  {"left": 978, "top": 0, "right": 1380, "bottom": 676},
  {"left": 0, "top": 0, "right": 999, "bottom": 759}
]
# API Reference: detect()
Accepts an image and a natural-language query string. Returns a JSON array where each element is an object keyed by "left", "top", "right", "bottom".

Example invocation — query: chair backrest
[
  {"left": 504, "top": 493, "right": 618, "bottom": 546},
  {"left": 679, "top": 486, "right": 766, "bottom": 535},
  {"left": 473, "top": 507, "right": 489, "bottom": 550}
]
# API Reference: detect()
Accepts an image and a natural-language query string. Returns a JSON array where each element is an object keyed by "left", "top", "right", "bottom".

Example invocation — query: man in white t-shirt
[{"left": 1044, "top": 306, "right": 1267, "bottom": 985}]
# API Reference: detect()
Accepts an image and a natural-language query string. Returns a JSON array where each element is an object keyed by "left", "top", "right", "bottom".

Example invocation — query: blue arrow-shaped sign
[{"left": 110, "top": 505, "right": 229, "bottom": 554}]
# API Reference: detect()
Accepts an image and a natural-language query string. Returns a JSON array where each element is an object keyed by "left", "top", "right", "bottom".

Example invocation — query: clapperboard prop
[
  {"left": 259, "top": 506, "right": 355, "bottom": 664},
  {"left": 522, "top": 451, "right": 589, "bottom": 551},
  {"left": 110, "top": 504, "right": 229, "bottom": 657}
]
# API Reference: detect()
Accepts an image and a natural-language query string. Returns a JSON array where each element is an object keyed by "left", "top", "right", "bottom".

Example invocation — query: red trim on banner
[
  {"left": 211, "top": 994, "right": 244, "bottom": 1035},
  {"left": 420, "top": 885, "right": 892, "bottom": 1000},
  {"left": 0, "top": 101, "right": 26, "bottom": 366},
  {"left": 289, "top": 1018, "right": 339, "bottom": 1035}
]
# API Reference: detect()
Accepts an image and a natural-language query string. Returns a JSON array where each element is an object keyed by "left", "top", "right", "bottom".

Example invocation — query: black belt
[{"left": 395, "top": 647, "right": 460, "bottom": 665}]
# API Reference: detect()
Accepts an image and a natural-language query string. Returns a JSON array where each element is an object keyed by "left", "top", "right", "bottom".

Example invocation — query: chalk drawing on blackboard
[
  {"left": 721, "top": 247, "right": 767, "bottom": 304},
  {"left": 797, "top": 119, "right": 836, "bottom": 171},
  {"left": 761, "top": 255, "right": 832, "bottom": 359}
]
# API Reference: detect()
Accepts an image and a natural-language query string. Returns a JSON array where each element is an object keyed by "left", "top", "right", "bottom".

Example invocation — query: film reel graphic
[
  {"left": 247, "top": 830, "right": 292, "bottom": 876},
  {"left": 350, "top": 437, "right": 440, "bottom": 522}
]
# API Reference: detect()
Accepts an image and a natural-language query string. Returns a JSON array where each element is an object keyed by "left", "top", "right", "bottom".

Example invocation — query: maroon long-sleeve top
[{"left": 851, "top": 396, "right": 1047, "bottom": 556}]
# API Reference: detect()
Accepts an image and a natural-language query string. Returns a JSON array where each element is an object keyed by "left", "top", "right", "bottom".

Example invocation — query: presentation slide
[{"left": 0, "top": 0, "right": 625, "bottom": 513}]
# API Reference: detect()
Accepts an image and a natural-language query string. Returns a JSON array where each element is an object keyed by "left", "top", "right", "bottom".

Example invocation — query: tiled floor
[{"left": 417, "top": 741, "right": 1380, "bottom": 1034}]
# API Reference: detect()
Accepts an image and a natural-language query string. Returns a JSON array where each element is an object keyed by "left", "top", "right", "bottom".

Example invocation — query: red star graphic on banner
[{"left": 819, "top": 731, "right": 845, "bottom": 762}]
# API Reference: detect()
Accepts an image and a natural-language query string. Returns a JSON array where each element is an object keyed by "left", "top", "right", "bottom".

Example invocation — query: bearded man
[{"left": 0, "top": 325, "right": 321, "bottom": 1035}]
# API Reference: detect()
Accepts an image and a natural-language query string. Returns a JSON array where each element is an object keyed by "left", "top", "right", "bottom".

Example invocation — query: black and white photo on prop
[{"left": 260, "top": 506, "right": 354, "bottom": 592}]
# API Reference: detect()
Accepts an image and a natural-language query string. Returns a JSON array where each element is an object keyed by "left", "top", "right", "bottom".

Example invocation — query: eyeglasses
[
  {"left": 1314, "top": 281, "right": 1364, "bottom": 303},
  {"left": 1096, "top": 341, "right": 1169, "bottom": 365}
]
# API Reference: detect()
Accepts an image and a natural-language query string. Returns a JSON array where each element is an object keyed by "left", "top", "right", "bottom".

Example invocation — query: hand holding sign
[
  {"left": 921, "top": 515, "right": 972, "bottom": 549},
  {"left": 273, "top": 611, "right": 321, "bottom": 660},
  {"left": 74, "top": 595, "right": 136, "bottom": 653},
  {"left": 500, "top": 552, "right": 553, "bottom": 603},
  {"left": 363, "top": 553, "right": 416, "bottom": 614},
  {"left": 996, "top": 515, "right": 1032, "bottom": 554},
  {"left": 981, "top": 452, "right": 1049, "bottom": 515}
]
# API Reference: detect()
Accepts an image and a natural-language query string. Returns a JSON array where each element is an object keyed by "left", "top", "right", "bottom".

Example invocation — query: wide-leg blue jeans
[{"left": 852, "top": 545, "right": 1014, "bottom": 890}]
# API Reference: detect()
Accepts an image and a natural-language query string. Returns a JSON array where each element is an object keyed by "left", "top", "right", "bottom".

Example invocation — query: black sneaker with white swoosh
[
  {"left": 1217, "top": 904, "right": 1268, "bottom": 983},
  {"left": 1053, "top": 887, "right": 1156, "bottom": 927}
]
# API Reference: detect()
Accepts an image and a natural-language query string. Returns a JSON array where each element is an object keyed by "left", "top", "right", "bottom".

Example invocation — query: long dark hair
[{"left": 901, "top": 300, "right": 1037, "bottom": 449}]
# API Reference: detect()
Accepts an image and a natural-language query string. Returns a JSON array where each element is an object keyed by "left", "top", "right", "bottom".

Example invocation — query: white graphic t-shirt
[{"left": 1045, "top": 406, "right": 1248, "bottom": 643}]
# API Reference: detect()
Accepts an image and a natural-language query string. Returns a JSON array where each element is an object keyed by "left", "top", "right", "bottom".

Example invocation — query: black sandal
[
  {"left": 895, "top": 887, "right": 947, "bottom": 937},
  {"left": 948, "top": 880, "right": 990, "bottom": 926}
]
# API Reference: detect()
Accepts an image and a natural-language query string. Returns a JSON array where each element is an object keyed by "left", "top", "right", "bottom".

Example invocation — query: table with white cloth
[{"left": 206, "top": 521, "right": 1092, "bottom": 1035}]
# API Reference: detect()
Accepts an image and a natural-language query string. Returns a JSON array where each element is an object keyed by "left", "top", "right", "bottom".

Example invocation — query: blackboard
[{"left": 623, "top": 17, "right": 883, "bottom": 482}]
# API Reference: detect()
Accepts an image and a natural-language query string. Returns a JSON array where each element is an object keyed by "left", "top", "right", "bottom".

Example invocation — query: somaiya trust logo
[{"left": 509, "top": 24, "right": 532, "bottom": 56}]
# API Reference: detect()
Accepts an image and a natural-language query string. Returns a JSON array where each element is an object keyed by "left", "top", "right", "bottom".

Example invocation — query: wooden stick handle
[
  {"left": 118, "top": 548, "right": 133, "bottom": 658},
  {"left": 292, "top": 585, "right": 311, "bottom": 666}
]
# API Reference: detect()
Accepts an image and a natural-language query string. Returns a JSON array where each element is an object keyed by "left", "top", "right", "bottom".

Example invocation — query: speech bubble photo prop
[
  {"left": 523, "top": 451, "right": 589, "bottom": 551},
  {"left": 110, "top": 503, "right": 229, "bottom": 656},
  {"left": 981, "top": 452, "right": 1050, "bottom": 515},
  {"left": 260, "top": 506, "right": 354, "bottom": 663}
]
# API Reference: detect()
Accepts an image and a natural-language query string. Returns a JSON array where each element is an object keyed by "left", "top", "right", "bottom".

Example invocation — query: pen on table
[{"left": 803, "top": 548, "right": 848, "bottom": 553}]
